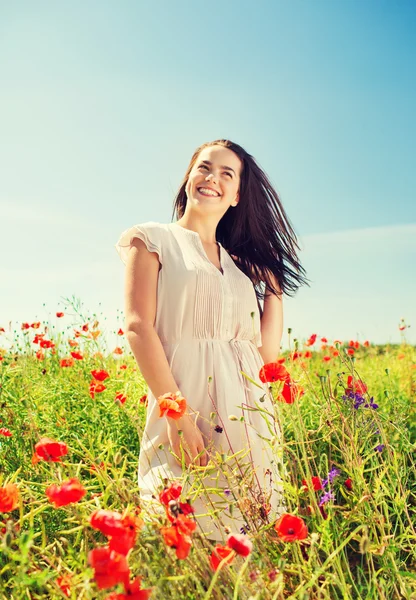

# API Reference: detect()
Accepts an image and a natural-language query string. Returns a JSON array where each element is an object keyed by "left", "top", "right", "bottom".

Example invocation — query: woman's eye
[
  {"left": 199, "top": 165, "right": 208, "bottom": 170},
  {"left": 224, "top": 172, "right": 232, "bottom": 178}
]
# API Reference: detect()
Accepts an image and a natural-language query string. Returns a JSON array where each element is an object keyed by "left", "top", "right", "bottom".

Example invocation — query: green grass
[{"left": 0, "top": 304, "right": 415, "bottom": 599}]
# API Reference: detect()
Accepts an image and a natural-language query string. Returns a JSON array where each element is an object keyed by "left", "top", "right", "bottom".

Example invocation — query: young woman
[{"left": 115, "top": 139, "right": 308, "bottom": 541}]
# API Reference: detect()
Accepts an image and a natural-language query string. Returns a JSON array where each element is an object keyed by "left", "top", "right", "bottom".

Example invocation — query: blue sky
[{"left": 0, "top": 1, "right": 415, "bottom": 349}]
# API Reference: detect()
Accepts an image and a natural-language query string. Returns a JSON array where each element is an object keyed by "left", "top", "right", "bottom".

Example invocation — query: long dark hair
[{"left": 171, "top": 139, "right": 310, "bottom": 312}]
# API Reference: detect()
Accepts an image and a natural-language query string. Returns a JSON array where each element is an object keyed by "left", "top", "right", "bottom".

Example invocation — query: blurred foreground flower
[
  {"left": 33, "top": 437, "right": 68, "bottom": 463},
  {"left": 88, "top": 546, "right": 130, "bottom": 590},
  {"left": 46, "top": 478, "right": 86, "bottom": 507},
  {"left": 0, "top": 483, "right": 19, "bottom": 512}
]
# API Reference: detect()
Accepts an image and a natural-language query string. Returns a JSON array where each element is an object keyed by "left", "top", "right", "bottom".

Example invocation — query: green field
[{"left": 0, "top": 306, "right": 415, "bottom": 599}]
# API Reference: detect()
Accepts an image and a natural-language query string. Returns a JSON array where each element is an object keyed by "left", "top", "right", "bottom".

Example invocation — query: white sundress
[{"left": 115, "top": 221, "right": 286, "bottom": 540}]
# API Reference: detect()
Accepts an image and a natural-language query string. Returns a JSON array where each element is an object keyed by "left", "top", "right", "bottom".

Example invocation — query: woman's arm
[
  {"left": 124, "top": 238, "right": 207, "bottom": 467},
  {"left": 258, "top": 274, "right": 283, "bottom": 364}
]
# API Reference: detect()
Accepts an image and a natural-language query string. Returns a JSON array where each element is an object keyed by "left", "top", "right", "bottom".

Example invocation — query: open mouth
[{"left": 197, "top": 187, "right": 221, "bottom": 197}]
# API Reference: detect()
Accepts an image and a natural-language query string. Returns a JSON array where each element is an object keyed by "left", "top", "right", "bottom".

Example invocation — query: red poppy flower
[
  {"left": 259, "top": 362, "right": 290, "bottom": 383},
  {"left": 60, "top": 358, "right": 74, "bottom": 368},
  {"left": 82, "top": 323, "right": 89, "bottom": 332},
  {"left": 89, "top": 510, "right": 143, "bottom": 555},
  {"left": 321, "top": 337, "right": 328, "bottom": 343},
  {"left": 113, "top": 347, "right": 123, "bottom": 355},
  {"left": 210, "top": 545, "right": 235, "bottom": 571},
  {"left": 31, "top": 321, "right": 41, "bottom": 329},
  {"left": 56, "top": 573, "right": 71, "bottom": 597},
  {"left": 158, "top": 393, "right": 187, "bottom": 420},
  {"left": 161, "top": 523, "right": 192, "bottom": 559},
  {"left": 21, "top": 322, "right": 30, "bottom": 330},
  {"left": 36, "top": 350, "right": 45, "bottom": 360},
  {"left": 363, "top": 340, "right": 370, "bottom": 347},
  {"left": 89, "top": 382, "right": 106, "bottom": 399},
  {"left": 347, "top": 348, "right": 355, "bottom": 355},
  {"left": 323, "top": 356, "right": 331, "bottom": 362},
  {"left": 159, "top": 483, "right": 182, "bottom": 506},
  {"left": 35, "top": 437, "right": 68, "bottom": 462},
  {"left": 274, "top": 513, "right": 308, "bottom": 542},
  {"left": 227, "top": 533, "right": 253, "bottom": 556},
  {"left": 305, "top": 334, "right": 317, "bottom": 346},
  {"left": 70, "top": 351, "right": 83, "bottom": 360},
  {"left": 280, "top": 380, "right": 304, "bottom": 404},
  {"left": 301, "top": 476, "right": 322, "bottom": 491},
  {"left": 68, "top": 339, "right": 78, "bottom": 347},
  {"left": 46, "top": 477, "right": 86, "bottom": 507},
  {"left": 344, "top": 478, "right": 352, "bottom": 490},
  {"left": 0, "top": 428, "right": 12, "bottom": 437},
  {"left": 56, "top": 312, "right": 65, "bottom": 318},
  {"left": 40, "top": 339, "right": 55, "bottom": 349},
  {"left": 332, "top": 350, "right": 339, "bottom": 357},
  {"left": 88, "top": 546, "right": 130, "bottom": 590},
  {"left": 91, "top": 369, "right": 110, "bottom": 382},
  {"left": 304, "top": 351, "right": 312, "bottom": 359},
  {"left": 115, "top": 392, "right": 127, "bottom": 405},
  {"left": 117, "top": 328, "right": 124, "bottom": 335},
  {"left": 0, "top": 483, "right": 19, "bottom": 512},
  {"left": 139, "top": 394, "right": 148, "bottom": 406},
  {"left": 105, "top": 576, "right": 152, "bottom": 600},
  {"left": 345, "top": 375, "right": 367, "bottom": 395}
]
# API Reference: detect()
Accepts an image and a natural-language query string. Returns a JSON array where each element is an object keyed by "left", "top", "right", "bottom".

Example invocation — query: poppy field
[{"left": 0, "top": 303, "right": 415, "bottom": 600}]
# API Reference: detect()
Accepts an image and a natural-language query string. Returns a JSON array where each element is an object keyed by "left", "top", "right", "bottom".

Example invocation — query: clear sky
[{"left": 0, "top": 1, "right": 415, "bottom": 349}]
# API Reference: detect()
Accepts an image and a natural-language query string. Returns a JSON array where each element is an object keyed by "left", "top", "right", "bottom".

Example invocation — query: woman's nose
[{"left": 206, "top": 172, "right": 217, "bottom": 183}]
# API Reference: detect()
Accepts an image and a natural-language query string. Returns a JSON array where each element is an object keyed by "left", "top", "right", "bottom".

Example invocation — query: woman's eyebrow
[{"left": 200, "top": 160, "right": 235, "bottom": 175}]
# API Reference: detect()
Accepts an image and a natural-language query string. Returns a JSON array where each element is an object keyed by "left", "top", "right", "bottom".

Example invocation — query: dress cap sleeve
[{"left": 115, "top": 221, "right": 163, "bottom": 265}]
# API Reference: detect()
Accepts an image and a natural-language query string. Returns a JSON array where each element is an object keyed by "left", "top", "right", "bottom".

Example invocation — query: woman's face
[{"left": 185, "top": 145, "right": 242, "bottom": 215}]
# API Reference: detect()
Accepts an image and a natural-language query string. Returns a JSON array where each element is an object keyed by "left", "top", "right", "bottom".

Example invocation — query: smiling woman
[{"left": 115, "top": 139, "right": 309, "bottom": 541}]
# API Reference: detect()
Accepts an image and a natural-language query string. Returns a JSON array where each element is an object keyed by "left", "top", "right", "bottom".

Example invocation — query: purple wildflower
[
  {"left": 375, "top": 444, "right": 385, "bottom": 452},
  {"left": 214, "top": 425, "right": 223, "bottom": 433},
  {"left": 364, "top": 397, "right": 378, "bottom": 409},
  {"left": 322, "top": 467, "right": 340, "bottom": 488},
  {"left": 319, "top": 490, "right": 335, "bottom": 506}
]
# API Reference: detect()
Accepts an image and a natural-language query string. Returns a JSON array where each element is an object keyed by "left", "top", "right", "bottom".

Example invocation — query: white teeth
[{"left": 198, "top": 188, "right": 219, "bottom": 197}]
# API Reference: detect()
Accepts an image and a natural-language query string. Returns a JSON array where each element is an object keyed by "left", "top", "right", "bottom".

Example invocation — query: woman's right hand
[{"left": 166, "top": 413, "right": 208, "bottom": 468}]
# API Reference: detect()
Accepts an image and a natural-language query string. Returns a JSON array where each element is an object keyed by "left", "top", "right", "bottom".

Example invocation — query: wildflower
[
  {"left": 56, "top": 312, "right": 64, "bottom": 318},
  {"left": 0, "top": 428, "right": 12, "bottom": 437},
  {"left": 274, "top": 513, "right": 308, "bottom": 542},
  {"left": 68, "top": 339, "right": 78, "bottom": 347},
  {"left": 40, "top": 339, "right": 55, "bottom": 349},
  {"left": 227, "top": 533, "right": 253, "bottom": 556},
  {"left": 280, "top": 380, "right": 304, "bottom": 404},
  {"left": 0, "top": 483, "right": 19, "bottom": 512},
  {"left": 322, "top": 467, "right": 340, "bottom": 488},
  {"left": 34, "top": 437, "right": 68, "bottom": 462},
  {"left": 91, "top": 369, "right": 110, "bottom": 382},
  {"left": 139, "top": 394, "right": 148, "bottom": 405},
  {"left": 364, "top": 397, "right": 378, "bottom": 409},
  {"left": 56, "top": 574, "right": 71, "bottom": 597},
  {"left": 88, "top": 546, "right": 130, "bottom": 590},
  {"left": 60, "top": 358, "right": 74, "bottom": 368},
  {"left": 347, "top": 348, "right": 355, "bottom": 355},
  {"left": 21, "top": 322, "right": 30, "bottom": 330},
  {"left": 323, "top": 356, "right": 331, "bottom": 362},
  {"left": 82, "top": 323, "right": 89, "bottom": 332},
  {"left": 158, "top": 392, "right": 187, "bottom": 420},
  {"left": 345, "top": 375, "right": 367, "bottom": 396},
  {"left": 113, "top": 347, "right": 123, "bottom": 355},
  {"left": 115, "top": 392, "right": 127, "bottom": 405},
  {"left": 259, "top": 362, "right": 290, "bottom": 383},
  {"left": 321, "top": 337, "right": 328, "bottom": 343},
  {"left": 70, "top": 351, "right": 83, "bottom": 360},
  {"left": 375, "top": 444, "right": 385, "bottom": 452},
  {"left": 90, "top": 509, "right": 143, "bottom": 556},
  {"left": 210, "top": 545, "right": 235, "bottom": 571},
  {"left": 305, "top": 334, "right": 317, "bottom": 346},
  {"left": 159, "top": 483, "right": 182, "bottom": 506},
  {"left": 105, "top": 576, "right": 152, "bottom": 599},
  {"left": 45, "top": 478, "right": 86, "bottom": 507},
  {"left": 117, "top": 328, "right": 124, "bottom": 335},
  {"left": 363, "top": 340, "right": 370, "bottom": 347},
  {"left": 344, "top": 478, "right": 352, "bottom": 490},
  {"left": 214, "top": 425, "right": 223, "bottom": 433},
  {"left": 304, "top": 351, "right": 312, "bottom": 358},
  {"left": 36, "top": 350, "right": 45, "bottom": 360},
  {"left": 89, "top": 382, "right": 106, "bottom": 399},
  {"left": 301, "top": 476, "right": 322, "bottom": 491},
  {"left": 161, "top": 514, "right": 196, "bottom": 559},
  {"left": 319, "top": 490, "right": 335, "bottom": 506}
]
